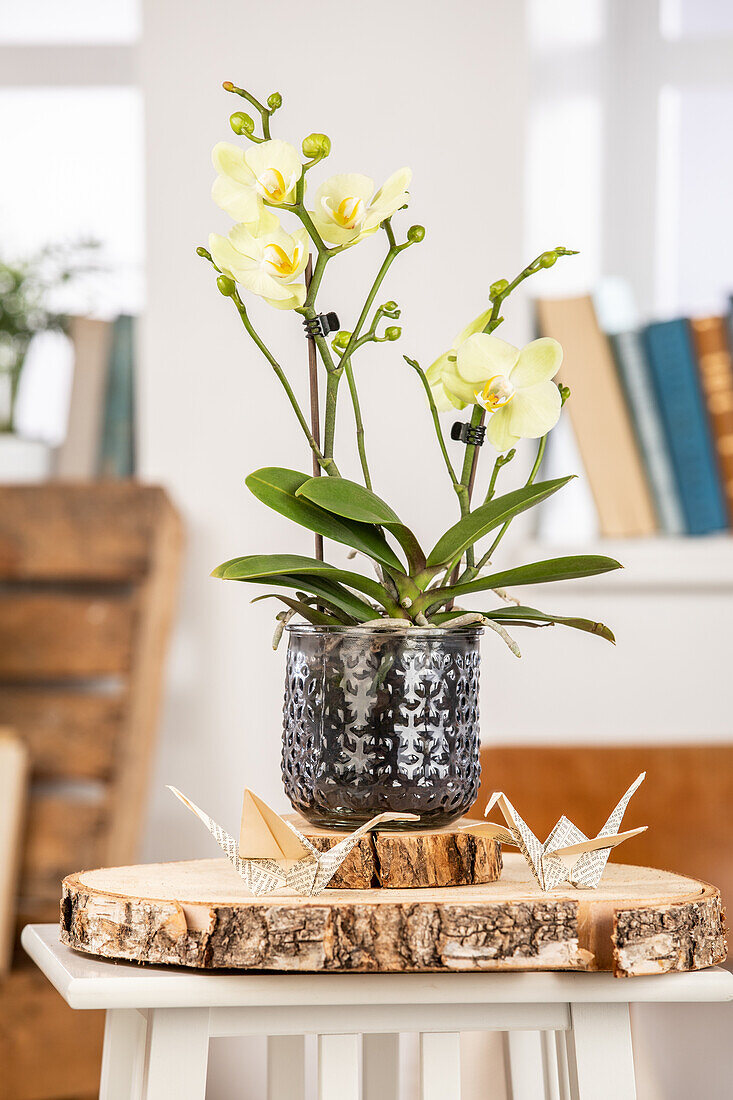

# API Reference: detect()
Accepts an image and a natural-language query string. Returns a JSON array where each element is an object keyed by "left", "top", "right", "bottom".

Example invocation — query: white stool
[{"left": 22, "top": 924, "right": 733, "bottom": 1100}]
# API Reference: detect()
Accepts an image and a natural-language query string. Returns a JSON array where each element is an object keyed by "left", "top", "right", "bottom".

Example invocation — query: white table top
[{"left": 22, "top": 925, "right": 733, "bottom": 1012}]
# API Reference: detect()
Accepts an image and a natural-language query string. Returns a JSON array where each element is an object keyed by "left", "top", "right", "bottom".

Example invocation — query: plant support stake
[{"left": 305, "top": 256, "right": 324, "bottom": 561}]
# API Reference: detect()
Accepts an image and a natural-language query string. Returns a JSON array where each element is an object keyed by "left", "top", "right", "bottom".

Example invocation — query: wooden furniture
[
  {"left": 59, "top": 853, "right": 725, "bottom": 977},
  {"left": 477, "top": 745, "right": 733, "bottom": 918},
  {"left": 0, "top": 484, "right": 182, "bottom": 1100},
  {"left": 22, "top": 923, "right": 733, "bottom": 1100}
]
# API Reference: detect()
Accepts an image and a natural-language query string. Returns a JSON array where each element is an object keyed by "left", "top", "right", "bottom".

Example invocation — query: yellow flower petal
[
  {"left": 211, "top": 173, "right": 260, "bottom": 223},
  {"left": 244, "top": 139, "right": 302, "bottom": 203},
  {"left": 509, "top": 337, "right": 563, "bottom": 387},
  {"left": 451, "top": 307, "right": 494, "bottom": 348},
  {"left": 456, "top": 332, "right": 519, "bottom": 384},
  {"left": 371, "top": 166, "right": 412, "bottom": 215},
  {"left": 504, "top": 380, "right": 561, "bottom": 439},
  {"left": 426, "top": 353, "right": 466, "bottom": 410},
  {"left": 441, "top": 359, "right": 479, "bottom": 406},
  {"left": 212, "top": 142, "right": 254, "bottom": 184},
  {"left": 315, "top": 173, "right": 375, "bottom": 209},
  {"left": 209, "top": 232, "right": 255, "bottom": 278},
  {"left": 264, "top": 284, "right": 307, "bottom": 310},
  {"left": 487, "top": 407, "right": 520, "bottom": 451}
]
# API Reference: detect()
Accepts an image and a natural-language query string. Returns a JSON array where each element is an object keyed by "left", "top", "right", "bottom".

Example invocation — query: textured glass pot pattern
[{"left": 281, "top": 626, "right": 482, "bottom": 829}]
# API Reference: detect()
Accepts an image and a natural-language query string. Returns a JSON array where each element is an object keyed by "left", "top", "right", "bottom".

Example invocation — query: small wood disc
[{"left": 286, "top": 815, "right": 502, "bottom": 889}]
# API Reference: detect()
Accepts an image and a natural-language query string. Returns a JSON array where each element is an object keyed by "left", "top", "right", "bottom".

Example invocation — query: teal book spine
[
  {"left": 643, "top": 319, "right": 726, "bottom": 535},
  {"left": 98, "top": 315, "right": 135, "bottom": 478},
  {"left": 609, "top": 330, "right": 685, "bottom": 535}
]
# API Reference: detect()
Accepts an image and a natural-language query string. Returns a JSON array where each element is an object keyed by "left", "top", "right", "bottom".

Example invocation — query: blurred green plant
[{"left": 0, "top": 239, "right": 100, "bottom": 432}]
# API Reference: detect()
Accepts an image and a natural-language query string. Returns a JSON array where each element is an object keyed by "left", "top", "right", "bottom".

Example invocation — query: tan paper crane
[
  {"left": 168, "top": 786, "right": 417, "bottom": 896},
  {"left": 462, "top": 773, "right": 647, "bottom": 890}
]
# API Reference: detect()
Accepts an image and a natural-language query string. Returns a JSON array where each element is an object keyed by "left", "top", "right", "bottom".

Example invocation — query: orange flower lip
[
  {"left": 263, "top": 242, "right": 299, "bottom": 277},
  {"left": 330, "top": 195, "right": 365, "bottom": 229},
  {"left": 477, "top": 374, "right": 516, "bottom": 411},
  {"left": 257, "top": 167, "right": 288, "bottom": 202}
]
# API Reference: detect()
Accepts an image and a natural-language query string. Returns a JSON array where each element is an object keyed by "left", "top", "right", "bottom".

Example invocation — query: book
[
  {"left": 690, "top": 316, "right": 733, "bottom": 526},
  {"left": 643, "top": 319, "right": 727, "bottom": 535},
  {"left": 99, "top": 315, "right": 136, "bottom": 478},
  {"left": 593, "top": 278, "right": 684, "bottom": 535},
  {"left": 535, "top": 295, "right": 657, "bottom": 537},
  {"left": 55, "top": 317, "right": 113, "bottom": 479}
]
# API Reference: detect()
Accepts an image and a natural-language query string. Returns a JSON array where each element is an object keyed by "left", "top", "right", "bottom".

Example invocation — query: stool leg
[
  {"left": 363, "top": 1034, "right": 399, "bottom": 1100},
  {"left": 268, "top": 1035, "right": 305, "bottom": 1100},
  {"left": 506, "top": 1031, "right": 548, "bottom": 1100},
  {"left": 100, "top": 1009, "right": 148, "bottom": 1100},
  {"left": 319, "top": 1033, "right": 361, "bottom": 1100},
  {"left": 141, "top": 1008, "right": 210, "bottom": 1100},
  {"left": 569, "top": 1003, "right": 636, "bottom": 1100},
  {"left": 419, "top": 1033, "right": 461, "bottom": 1100}
]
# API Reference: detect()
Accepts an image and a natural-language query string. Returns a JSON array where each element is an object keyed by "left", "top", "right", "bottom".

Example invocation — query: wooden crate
[{"left": 0, "top": 483, "right": 183, "bottom": 1100}]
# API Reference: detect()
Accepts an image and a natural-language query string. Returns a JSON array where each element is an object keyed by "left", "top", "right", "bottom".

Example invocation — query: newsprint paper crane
[
  {"left": 462, "top": 773, "right": 647, "bottom": 890},
  {"left": 169, "top": 786, "right": 417, "bottom": 896}
]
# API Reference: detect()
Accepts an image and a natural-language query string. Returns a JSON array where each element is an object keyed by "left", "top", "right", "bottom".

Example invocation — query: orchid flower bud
[
  {"left": 490, "top": 279, "right": 509, "bottom": 300},
  {"left": 539, "top": 250, "right": 558, "bottom": 268},
  {"left": 230, "top": 112, "right": 255, "bottom": 136},
  {"left": 332, "top": 330, "right": 351, "bottom": 350},
  {"left": 407, "top": 225, "right": 425, "bottom": 243},
  {"left": 217, "top": 274, "right": 236, "bottom": 297},
  {"left": 267, "top": 92, "right": 283, "bottom": 110},
  {"left": 302, "top": 133, "right": 331, "bottom": 160},
  {"left": 384, "top": 326, "right": 402, "bottom": 341}
]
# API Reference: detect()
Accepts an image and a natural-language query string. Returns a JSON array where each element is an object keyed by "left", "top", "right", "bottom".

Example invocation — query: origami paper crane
[
  {"left": 168, "top": 786, "right": 418, "bottom": 896},
  {"left": 462, "top": 773, "right": 647, "bottom": 890}
]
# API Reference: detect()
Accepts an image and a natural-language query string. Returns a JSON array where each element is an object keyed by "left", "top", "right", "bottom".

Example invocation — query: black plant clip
[
  {"left": 451, "top": 421, "right": 486, "bottom": 447},
  {"left": 303, "top": 312, "right": 340, "bottom": 339}
]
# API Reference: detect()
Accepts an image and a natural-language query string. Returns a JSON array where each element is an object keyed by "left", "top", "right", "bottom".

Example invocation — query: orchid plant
[{"left": 201, "top": 82, "right": 621, "bottom": 654}]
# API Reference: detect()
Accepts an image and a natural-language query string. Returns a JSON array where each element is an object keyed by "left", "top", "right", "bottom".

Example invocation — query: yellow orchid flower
[
  {"left": 448, "top": 334, "right": 563, "bottom": 450},
  {"left": 310, "top": 168, "right": 412, "bottom": 247},
  {"left": 425, "top": 307, "right": 494, "bottom": 411},
  {"left": 209, "top": 222, "right": 308, "bottom": 310},
  {"left": 211, "top": 139, "right": 302, "bottom": 226}
]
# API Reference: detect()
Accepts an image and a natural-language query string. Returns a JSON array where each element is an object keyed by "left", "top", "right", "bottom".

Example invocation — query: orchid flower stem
[
  {"left": 484, "top": 447, "right": 516, "bottom": 505},
  {"left": 464, "top": 433, "right": 547, "bottom": 581},
  {"left": 322, "top": 221, "right": 410, "bottom": 464},
  {"left": 223, "top": 83, "right": 272, "bottom": 139},
  {"left": 343, "top": 359, "right": 372, "bottom": 488},
  {"left": 229, "top": 288, "right": 338, "bottom": 475},
  {"left": 405, "top": 357, "right": 460, "bottom": 490}
]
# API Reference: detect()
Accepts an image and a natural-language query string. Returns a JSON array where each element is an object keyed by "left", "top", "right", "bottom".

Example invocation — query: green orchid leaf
[
  {"left": 426, "top": 477, "right": 573, "bottom": 568},
  {"left": 295, "top": 476, "right": 400, "bottom": 525},
  {"left": 295, "top": 475, "right": 427, "bottom": 573},
  {"left": 246, "top": 467, "right": 406, "bottom": 575},
  {"left": 250, "top": 593, "right": 346, "bottom": 627},
  {"left": 485, "top": 605, "right": 616, "bottom": 643},
  {"left": 431, "top": 555, "right": 622, "bottom": 605},
  {"left": 239, "top": 572, "right": 376, "bottom": 622},
  {"left": 212, "top": 553, "right": 398, "bottom": 616}
]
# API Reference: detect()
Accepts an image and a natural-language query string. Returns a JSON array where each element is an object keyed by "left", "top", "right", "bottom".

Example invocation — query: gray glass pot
[{"left": 281, "top": 624, "right": 482, "bottom": 830}]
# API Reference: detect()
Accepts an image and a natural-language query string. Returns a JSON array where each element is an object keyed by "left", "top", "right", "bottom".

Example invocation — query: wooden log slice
[
  {"left": 286, "top": 816, "right": 502, "bottom": 889},
  {"left": 60, "top": 854, "right": 726, "bottom": 977}
]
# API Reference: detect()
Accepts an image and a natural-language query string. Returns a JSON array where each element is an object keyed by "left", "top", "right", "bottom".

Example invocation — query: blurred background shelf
[{"left": 521, "top": 536, "right": 733, "bottom": 589}]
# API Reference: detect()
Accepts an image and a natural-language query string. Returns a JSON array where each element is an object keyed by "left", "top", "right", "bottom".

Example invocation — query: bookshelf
[{"left": 522, "top": 536, "right": 733, "bottom": 590}]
